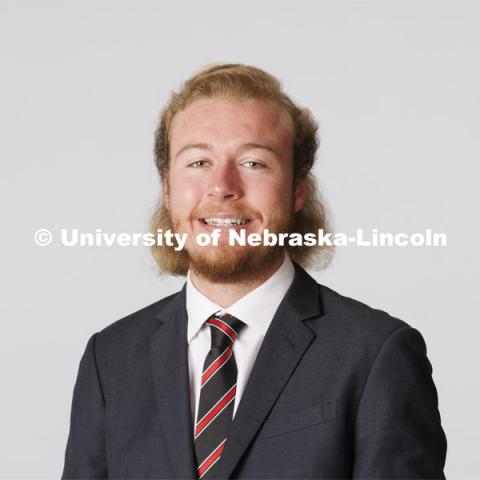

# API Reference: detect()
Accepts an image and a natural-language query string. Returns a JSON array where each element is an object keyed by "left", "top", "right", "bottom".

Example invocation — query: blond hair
[{"left": 151, "top": 63, "right": 333, "bottom": 274}]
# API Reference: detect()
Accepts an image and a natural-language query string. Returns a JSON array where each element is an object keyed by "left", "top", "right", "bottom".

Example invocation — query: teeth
[{"left": 204, "top": 217, "right": 248, "bottom": 226}]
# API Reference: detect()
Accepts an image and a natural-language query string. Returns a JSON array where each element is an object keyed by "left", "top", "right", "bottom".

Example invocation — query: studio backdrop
[{"left": 1, "top": 1, "right": 478, "bottom": 478}]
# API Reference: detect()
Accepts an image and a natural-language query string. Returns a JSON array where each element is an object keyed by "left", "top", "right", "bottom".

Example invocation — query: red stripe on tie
[
  {"left": 201, "top": 346, "right": 232, "bottom": 386},
  {"left": 197, "top": 440, "right": 226, "bottom": 478},
  {"left": 195, "top": 385, "right": 236, "bottom": 437},
  {"left": 207, "top": 317, "right": 236, "bottom": 342}
]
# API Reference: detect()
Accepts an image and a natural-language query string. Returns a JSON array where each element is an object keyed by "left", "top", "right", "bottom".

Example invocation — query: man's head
[{"left": 151, "top": 64, "right": 332, "bottom": 280}]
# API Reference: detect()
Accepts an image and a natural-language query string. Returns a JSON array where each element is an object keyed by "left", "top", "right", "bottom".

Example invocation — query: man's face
[{"left": 164, "top": 97, "right": 306, "bottom": 282}]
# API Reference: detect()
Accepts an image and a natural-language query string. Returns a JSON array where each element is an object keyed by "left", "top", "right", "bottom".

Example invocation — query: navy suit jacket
[{"left": 62, "top": 263, "right": 447, "bottom": 479}]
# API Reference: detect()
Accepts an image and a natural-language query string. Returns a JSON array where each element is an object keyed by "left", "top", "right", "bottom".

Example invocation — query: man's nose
[{"left": 207, "top": 162, "right": 242, "bottom": 200}]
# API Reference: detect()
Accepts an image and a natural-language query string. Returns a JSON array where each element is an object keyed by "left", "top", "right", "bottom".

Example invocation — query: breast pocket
[{"left": 258, "top": 399, "right": 337, "bottom": 439}]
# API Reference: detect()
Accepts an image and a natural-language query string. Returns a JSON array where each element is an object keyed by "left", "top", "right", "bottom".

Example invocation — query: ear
[
  {"left": 293, "top": 175, "right": 308, "bottom": 212},
  {"left": 162, "top": 175, "right": 170, "bottom": 211}
]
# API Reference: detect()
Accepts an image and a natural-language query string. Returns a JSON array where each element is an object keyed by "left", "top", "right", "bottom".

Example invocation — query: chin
[{"left": 187, "top": 244, "right": 284, "bottom": 284}]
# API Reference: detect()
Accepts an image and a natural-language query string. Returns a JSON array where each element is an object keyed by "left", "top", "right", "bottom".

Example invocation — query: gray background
[{"left": 1, "top": 0, "right": 478, "bottom": 478}]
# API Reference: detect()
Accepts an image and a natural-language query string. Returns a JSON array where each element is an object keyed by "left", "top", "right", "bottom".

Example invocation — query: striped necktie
[{"left": 194, "top": 312, "right": 246, "bottom": 479}]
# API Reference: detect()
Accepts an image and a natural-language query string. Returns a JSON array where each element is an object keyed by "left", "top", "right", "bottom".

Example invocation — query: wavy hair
[{"left": 151, "top": 63, "right": 333, "bottom": 275}]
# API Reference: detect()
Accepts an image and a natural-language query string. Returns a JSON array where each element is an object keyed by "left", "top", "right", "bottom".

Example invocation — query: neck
[{"left": 189, "top": 255, "right": 285, "bottom": 308}]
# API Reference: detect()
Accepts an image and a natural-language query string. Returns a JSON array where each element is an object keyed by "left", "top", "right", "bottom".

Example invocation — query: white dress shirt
[{"left": 186, "top": 253, "right": 295, "bottom": 426}]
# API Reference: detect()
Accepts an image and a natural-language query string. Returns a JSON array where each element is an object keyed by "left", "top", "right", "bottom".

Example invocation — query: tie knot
[{"left": 206, "top": 313, "right": 245, "bottom": 348}]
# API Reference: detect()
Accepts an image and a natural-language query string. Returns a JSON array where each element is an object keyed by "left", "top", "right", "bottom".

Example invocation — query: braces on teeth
[{"left": 204, "top": 218, "right": 249, "bottom": 225}]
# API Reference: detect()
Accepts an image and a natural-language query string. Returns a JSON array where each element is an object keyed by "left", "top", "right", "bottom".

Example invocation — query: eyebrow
[
  {"left": 174, "top": 143, "right": 212, "bottom": 159},
  {"left": 240, "top": 143, "right": 279, "bottom": 156},
  {"left": 174, "top": 142, "right": 280, "bottom": 159}
]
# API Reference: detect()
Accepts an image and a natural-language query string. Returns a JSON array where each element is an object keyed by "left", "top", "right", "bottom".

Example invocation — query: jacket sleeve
[
  {"left": 353, "top": 326, "right": 447, "bottom": 479},
  {"left": 62, "top": 333, "right": 109, "bottom": 479}
]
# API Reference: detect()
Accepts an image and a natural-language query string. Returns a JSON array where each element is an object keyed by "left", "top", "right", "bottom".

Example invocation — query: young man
[{"left": 62, "top": 64, "right": 447, "bottom": 479}]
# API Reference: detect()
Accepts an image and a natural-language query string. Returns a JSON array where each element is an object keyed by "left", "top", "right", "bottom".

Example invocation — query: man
[{"left": 62, "top": 64, "right": 447, "bottom": 479}]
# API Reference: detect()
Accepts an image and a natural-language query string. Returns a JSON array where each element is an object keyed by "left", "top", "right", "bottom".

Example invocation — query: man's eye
[
  {"left": 188, "top": 160, "right": 208, "bottom": 168},
  {"left": 243, "top": 160, "right": 265, "bottom": 169}
]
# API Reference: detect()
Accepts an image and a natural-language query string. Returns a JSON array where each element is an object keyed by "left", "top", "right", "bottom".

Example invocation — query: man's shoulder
[
  {"left": 95, "top": 289, "right": 183, "bottom": 345},
  {"left": 320, "top": 282, "right": 408, "bottom": 324},
  {"left": 314, "top": 280, "right": 413, "bottom": 347},
  {"left": 294, "top": 264, "right": 410, "bottom": 340}
]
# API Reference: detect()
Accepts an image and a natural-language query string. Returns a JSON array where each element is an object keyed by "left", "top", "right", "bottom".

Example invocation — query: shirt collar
[{"left": 186, "top": 253, "right": 295, "bottom": 343}]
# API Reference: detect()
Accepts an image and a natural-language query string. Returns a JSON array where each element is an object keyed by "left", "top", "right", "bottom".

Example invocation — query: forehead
[{"left": 169, "top": 97, "right": 293, "bottom": 152}]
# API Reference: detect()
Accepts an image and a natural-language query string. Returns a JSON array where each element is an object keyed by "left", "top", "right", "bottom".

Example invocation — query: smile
[{"left": 202, "top": 217, "right": 250, "bottom": 226}]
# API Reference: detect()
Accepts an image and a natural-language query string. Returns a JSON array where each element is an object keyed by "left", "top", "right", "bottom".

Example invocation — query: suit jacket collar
[
  {"left": 186, "top": 253, "right": 296, "bottom": 342},
  {"left": 149, "top": 262, "right": 322, "bottom": 479}
]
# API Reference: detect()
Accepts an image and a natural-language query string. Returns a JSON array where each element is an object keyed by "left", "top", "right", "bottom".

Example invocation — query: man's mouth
[{"left": 202, "top": 217, "right": 250, "bottom": 226}]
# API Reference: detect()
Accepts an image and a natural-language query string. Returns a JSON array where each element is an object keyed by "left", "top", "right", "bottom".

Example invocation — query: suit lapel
[
  {"left": 149, "top": 285, "right": 197, "bottom": 480},
  {"left": 213, "top": 264, "right": 322, "bottom": 479},
  {"left": 148, "top": 265, "right": 322, "bottom": 480}
]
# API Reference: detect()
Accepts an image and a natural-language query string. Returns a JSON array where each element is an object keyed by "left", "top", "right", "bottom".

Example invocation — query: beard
[{"left": 171, "top": 203, "right": 295, "bottom": 284}]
